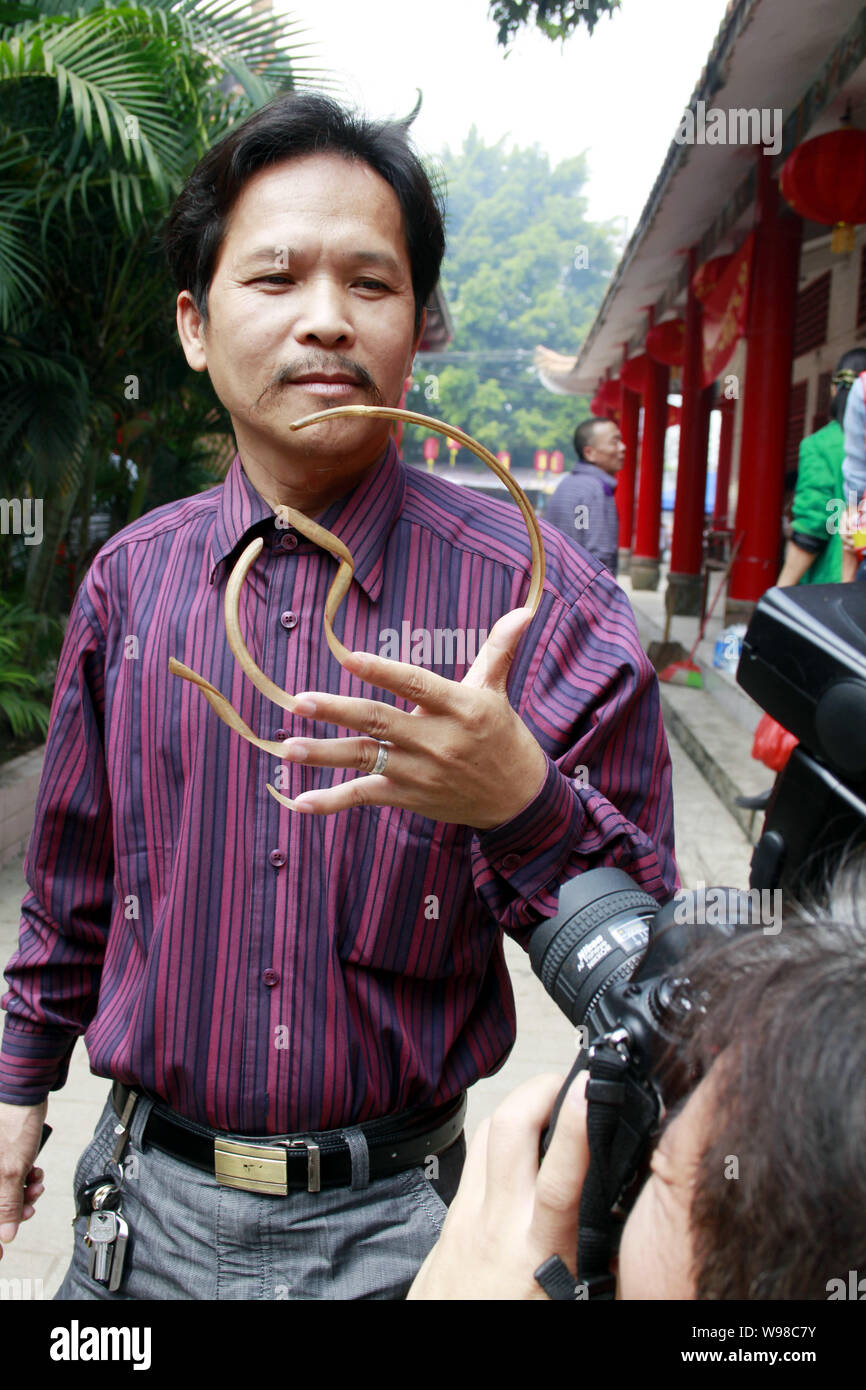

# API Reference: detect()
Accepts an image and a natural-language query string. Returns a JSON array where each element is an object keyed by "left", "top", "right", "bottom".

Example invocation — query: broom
[{"left": 659, "top": 534, "right": 743, "bottom": 687}]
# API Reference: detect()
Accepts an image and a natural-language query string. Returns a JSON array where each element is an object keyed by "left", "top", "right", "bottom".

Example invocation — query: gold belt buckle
[{"left": 213, "top": 1136, "right": 322, "bottom": 1195}]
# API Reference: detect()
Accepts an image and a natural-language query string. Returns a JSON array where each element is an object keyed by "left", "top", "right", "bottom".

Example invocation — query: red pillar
[
  {"left": 668, "top": 248, "right": 710, "bottom": 614},
  {"left": 631, "top": 350, "right": 670, "bottom": 590},
  {"left": 713, "top": 397, "right": 736, "bottom": 528},
  {"left": 617, "top": 352, "right": 640, "bottom": 565},
  {"left": 729, "top": 160, "right": 802, "bottom": 609}
]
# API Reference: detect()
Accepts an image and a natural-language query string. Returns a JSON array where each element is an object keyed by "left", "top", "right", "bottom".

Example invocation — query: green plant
[
  {"left": 0, "top": 595, "right": 63, "bottom": 744},
  {"left": 0, "top": 0, "right": 326, "bottom": 620}
]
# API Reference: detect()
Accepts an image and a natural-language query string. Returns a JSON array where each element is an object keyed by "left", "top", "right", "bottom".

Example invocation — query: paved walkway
[{"left": 0, "top": 573, "right": 757, "bottom": 1298}]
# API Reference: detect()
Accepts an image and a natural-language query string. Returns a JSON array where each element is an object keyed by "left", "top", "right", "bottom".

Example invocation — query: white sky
[{"left": 278, "top": 0, "right": 730, "bottom": 231}]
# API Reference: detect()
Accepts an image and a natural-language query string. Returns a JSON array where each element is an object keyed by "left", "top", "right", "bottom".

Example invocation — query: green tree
[
  {"left": 409, "top": 129, "right": 618, "bottom": 470},
  {"left": 0, "top": 0, "right": 324, "bottom": 750},
  {"left": 488, "top": 0, "right": 620, "bottom": 46}
]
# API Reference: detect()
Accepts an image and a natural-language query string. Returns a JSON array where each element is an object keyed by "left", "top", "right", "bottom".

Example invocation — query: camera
[{"left": 529, "top": 581, "right": 866, "bottom": 1298}]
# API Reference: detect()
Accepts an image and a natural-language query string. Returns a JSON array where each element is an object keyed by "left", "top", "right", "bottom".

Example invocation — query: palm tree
[{"left": 0, "top": 0, "right": 326, "bottom": 636}]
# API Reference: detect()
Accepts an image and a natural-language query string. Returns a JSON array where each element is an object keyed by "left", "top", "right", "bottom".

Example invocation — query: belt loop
[{"left": 342, "top": 1127, "right": 370, "bottom": 1190}]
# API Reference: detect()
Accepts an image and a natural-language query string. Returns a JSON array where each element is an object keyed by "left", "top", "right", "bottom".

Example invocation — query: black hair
[
  {"left": 161, "top": 92, "right": 445, "bottom": 337},
  {"left": 678, "top": 859, "right": 866, "bottom": 1299},
  {"left": 573, "top": 417, "right": 608, "bottom": 461},
  {"left": 830, "top": 348, "right": 866, "bottom": 425}
]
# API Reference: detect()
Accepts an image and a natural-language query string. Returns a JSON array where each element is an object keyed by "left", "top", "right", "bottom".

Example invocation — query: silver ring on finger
[{"left": 372, "top": 741, "right": 390, "bottom": 776}]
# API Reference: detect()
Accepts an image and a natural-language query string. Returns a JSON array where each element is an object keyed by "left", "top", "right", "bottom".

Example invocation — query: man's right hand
[{"left": 0, "top": 1099, "right": 48, "bottom": 1257}]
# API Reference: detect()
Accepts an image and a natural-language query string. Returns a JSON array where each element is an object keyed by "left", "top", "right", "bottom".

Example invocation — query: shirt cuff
[
  {"left": 474, "top": 756, "right": 584, "bottom": 900},
  {"left": 0, "top": 1015, "right": 78, "bottom": 1105}
]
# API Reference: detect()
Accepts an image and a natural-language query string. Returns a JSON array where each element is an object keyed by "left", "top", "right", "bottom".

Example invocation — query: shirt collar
[
  {"left": 209, "top": 440, "right": 406, "bottom": 604},
  {"left": 574, "top": 459, "right": 617, "bottom": 496}
]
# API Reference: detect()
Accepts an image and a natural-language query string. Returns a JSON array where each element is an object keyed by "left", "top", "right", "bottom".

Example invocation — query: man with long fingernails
[{"left": 0, "top": 93, "right": 677, "bottom": 1300}]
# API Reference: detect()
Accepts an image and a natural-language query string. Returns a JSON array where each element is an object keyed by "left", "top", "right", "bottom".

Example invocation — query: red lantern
[
  {"left": 781, "top": 125, "right": 866, "bottom": 252},
  {"left": 621, "top": 353, "right": 650, "bottom": 393},
  {"left": 549, "top": 450, "right": 564, "bottom": 474},
  {"left": 596, "top": 378, "right": 621, "bottom": 413},
  {"left": 646, "top": 319, "right": 686, "bottom": 368},
  {"left": 534, "top": 450, "right": 549, "bottom": 473},
  {"left": 692, "top": 255, "right": 733, "bottom": 303}
]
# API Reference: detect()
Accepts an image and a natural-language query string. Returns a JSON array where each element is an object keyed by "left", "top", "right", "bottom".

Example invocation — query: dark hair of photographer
[{"left": 678, "top": 863, "right": 866, "bottom": 1299}]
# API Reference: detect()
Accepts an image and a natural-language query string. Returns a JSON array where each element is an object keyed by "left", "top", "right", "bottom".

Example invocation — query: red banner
[{"left": 701, "top": 232, "right": 754, "bottom": 388}]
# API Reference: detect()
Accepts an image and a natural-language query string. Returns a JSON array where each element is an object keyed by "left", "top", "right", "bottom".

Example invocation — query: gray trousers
[{"left": 55, "top": 1091, "right": 465, "bottom": 1301}]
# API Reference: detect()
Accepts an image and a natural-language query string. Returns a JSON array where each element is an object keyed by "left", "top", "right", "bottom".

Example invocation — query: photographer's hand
[{"left": 407, "top": 1071, "right": 589, "bottom": 1300}]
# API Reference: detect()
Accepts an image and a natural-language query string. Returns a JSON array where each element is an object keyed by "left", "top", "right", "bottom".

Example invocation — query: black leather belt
[{"left": 112, "top": 1081, "right": 466, "bottom": 1195}]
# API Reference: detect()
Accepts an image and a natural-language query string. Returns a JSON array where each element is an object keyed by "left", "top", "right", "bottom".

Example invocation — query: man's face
[
  {"left": 584, "top": 421, "right": 626, "bottom": 478},
  {"left": 616, "top": 1068, "right": 719, "bottom": 1299},
  {"left": 176, "top": 152, "right": 425, "bottom": 491}
]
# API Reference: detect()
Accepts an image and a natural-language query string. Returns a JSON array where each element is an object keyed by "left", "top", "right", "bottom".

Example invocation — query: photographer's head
[
  {"left": 409, "top": 863, "right": 866, "bottom": 1302},
  {"left": 619, "top": 866, "right": 866, "bottom": 1299}
]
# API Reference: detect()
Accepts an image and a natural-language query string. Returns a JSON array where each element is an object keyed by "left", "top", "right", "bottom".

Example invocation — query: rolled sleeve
[
  {"left": 474, "top": 756, "right": 586, "bottom": 899},
  {"left": 471, "top": 569, "right": 677, "bottom": 942}
]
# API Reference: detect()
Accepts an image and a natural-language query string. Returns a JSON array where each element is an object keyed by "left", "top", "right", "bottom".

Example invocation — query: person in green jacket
[{"left": 777, "top": 347, "right": 866, "bottom": 587}]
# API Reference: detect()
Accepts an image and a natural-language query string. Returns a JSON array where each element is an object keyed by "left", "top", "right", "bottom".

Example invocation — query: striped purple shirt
[{"left": 0, "top": 442, "right": 676, "bottom": 1132}]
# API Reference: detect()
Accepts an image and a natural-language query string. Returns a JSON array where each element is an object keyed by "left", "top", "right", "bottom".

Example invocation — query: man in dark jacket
[{"left": 544, "top": 418, "right": 625, "bottom": 576}]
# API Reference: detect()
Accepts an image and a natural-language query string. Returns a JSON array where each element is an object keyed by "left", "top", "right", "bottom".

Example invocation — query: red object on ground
[
  {"left": 780, "top": 126, "right": 866, "bottom": 235},
  {"left": 646, "top": 318, "right": 686, "bottom": 368},
  {"left": 752, "top": 712, "right": 798, "bottom": 772}
]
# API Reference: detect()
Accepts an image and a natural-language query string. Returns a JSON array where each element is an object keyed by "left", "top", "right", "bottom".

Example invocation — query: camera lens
[{"left": 529, "top": 867, "right": 662, "bottom": 1028}]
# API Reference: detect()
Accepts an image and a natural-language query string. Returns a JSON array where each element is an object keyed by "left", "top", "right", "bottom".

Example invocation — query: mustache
[{"left": 265, "top": 355, "right": 384, "bottom": 406}]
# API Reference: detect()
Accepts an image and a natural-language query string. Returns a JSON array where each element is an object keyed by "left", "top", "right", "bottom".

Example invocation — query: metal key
[
  {"left": 86, "top": 1209, "right": 118, "bottom": 1283},
  {"left": 75, "top": 1173, "right": 122, "bottom": 1223},
  {"left": 107, "top": 1212, "right": 129, "bottom": 1292}
]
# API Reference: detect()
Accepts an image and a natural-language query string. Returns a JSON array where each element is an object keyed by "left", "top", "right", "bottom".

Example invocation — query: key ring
[{"left": 169, "top": 406, "right": 546, "bottom": 810}]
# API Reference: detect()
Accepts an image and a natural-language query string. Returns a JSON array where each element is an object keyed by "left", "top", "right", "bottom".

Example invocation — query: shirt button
[
  {"left": 280, "top": 610, "right": 299, "bottom": 630},
  {"left": 274, "top": 728, "right": 288, "bottom": 741},
  {"left": 269, "top": 849, "right": 287, "bottom": 868},
  {"left": 501, "top": 853, "right": 521, "bottom": 871},
  {"left": 279, "top": 532, "right": 298, "bottom": 551},
  {"left": 262, "top": 968, "right": 280, "bottom": 987}
]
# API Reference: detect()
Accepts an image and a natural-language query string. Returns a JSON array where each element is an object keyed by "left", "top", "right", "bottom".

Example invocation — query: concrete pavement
[{"left": 0, "top": 576, "right": 757, "bottom": 1299}]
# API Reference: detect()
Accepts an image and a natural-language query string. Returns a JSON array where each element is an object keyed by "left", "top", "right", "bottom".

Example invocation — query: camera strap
[{"left": 576, "top": 1036, "right": 628, "bottom": 1299}]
